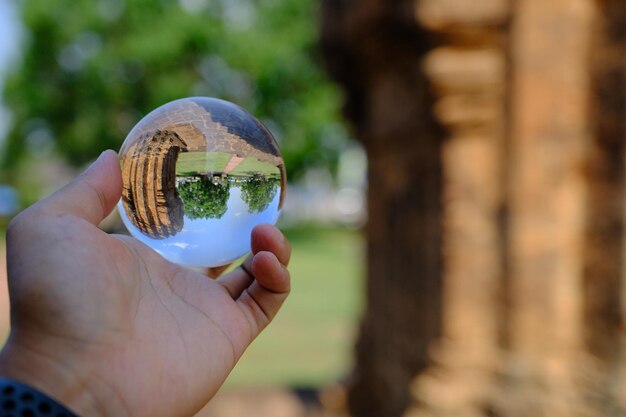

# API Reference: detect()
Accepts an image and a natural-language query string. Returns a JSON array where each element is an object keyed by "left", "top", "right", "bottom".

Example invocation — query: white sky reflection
[{"left": 119, "top": 186, "right": 281, "bottom": 268}]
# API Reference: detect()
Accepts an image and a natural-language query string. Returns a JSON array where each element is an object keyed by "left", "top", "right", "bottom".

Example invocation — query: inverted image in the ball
[{"left": 118, "top": 97, "right": 286, "bottom": 268}]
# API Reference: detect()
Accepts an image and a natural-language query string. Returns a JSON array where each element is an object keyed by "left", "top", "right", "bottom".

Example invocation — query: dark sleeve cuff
[{"left": 0, "top": 377, "right": 79, "bottom": 417}]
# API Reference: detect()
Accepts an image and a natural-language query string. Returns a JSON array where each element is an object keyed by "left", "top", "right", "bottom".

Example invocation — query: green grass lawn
[
  {"left": 225, "top": 226, "right": 364, "bottom": 388},
  {"left": 177, "top": 151, "right": 280, "bottom": 177},
  {"left": 230, "top": 157, "right": 280, "bottom": 177},
  {"left": 176, "top": 151, "right": 231, "bottom": 175}
]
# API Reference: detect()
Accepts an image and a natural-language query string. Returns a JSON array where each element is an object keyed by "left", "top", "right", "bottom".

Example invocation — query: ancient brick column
[
  {"left": 494, "top": 1, "right": 596, "bottom": 416},
  {"left": 406, "top": 1, "right": 509, "bottom": 416},
  {"left": 321, "top": 1, "right": 444, "bottom": 416},
  {"left": 583, "top": 0, "right": 626, "bottom": 414}
]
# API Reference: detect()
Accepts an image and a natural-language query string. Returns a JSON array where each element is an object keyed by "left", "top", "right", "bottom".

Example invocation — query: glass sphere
[{"left": 118, "top": 97, "right": 285, "bottom": 268}]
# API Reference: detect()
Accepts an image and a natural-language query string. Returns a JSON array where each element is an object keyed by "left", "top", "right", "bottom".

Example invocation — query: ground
[{"left": 196, "top": 388, "right": 328, "bottom": 417}]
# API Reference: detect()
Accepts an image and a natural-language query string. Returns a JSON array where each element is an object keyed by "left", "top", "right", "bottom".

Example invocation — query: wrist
[
  {"left": 0, "top": 377, "right": 79, "bottom": 416},
  {"left": 0, "top": 335, "right": 128, "bottom": 417}
]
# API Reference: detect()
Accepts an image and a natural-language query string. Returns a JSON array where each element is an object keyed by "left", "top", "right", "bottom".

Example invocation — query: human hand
[{"left": 0, "top": 150, "right": 291, "bottom": 417}]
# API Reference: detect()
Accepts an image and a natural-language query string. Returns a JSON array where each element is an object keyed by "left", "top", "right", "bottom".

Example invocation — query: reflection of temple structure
[
  {"left": 121, "top": 130, "right": 188, "bottom": 239},
  {"left": 129, "top": 98, "right": 286, "bottom": 208}
]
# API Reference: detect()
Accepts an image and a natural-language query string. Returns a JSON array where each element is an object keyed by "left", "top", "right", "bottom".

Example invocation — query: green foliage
[
  {"left": 178, "top": 175, "right": 230, "bottom": 219},
  {"left": 2, "top": 0, "right": 348, "bottom": 183},
  {"left": 240, "top": 174, "right": 279, "bottom": 213}
]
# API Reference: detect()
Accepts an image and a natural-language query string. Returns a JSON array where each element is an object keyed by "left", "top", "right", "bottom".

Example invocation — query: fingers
[
  {"left": 36, "top": 150, "right": 122, "bottom": 225},
  {"left": 241, "top": 225, "right": 291, "bottom": 330},
  {"left": 238, "top": 250, "right": 290, "bottom": 330},
  {"left": 218, "top": 224, "right": 291, "bottom": 298},
  {"left": 217, "top": 224, "right": 291, "bottom": 333},
  {"left": 248, "top": 250, "right": 290, "bottom": 295},
  {"left": 251, "top": 224, "right": 291, "bottom": 266}
]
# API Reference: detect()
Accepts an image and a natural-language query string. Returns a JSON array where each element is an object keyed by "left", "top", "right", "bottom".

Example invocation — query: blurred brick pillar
[
  {"left": 406, "top": 1, "right": 509, "bottom": 417},
  {"left": 495, "top": 1, "right": 596, "bottom": 416},
  {"left": 321, "top": 1, "right": 444, "bottom": 416},
  {"left": 584, "top": 0, "right": 626, "bottom": 413},
  {"left": 321, "top": 0, "right": 626, "bottom": 416}
]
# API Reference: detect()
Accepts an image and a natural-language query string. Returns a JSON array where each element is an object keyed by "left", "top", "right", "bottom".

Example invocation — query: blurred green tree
[
  {"left": 178, "top": 175, "right": 229, "bottom": 219},
  {"left": 1, "top": 0, "right": 347, "bottom": 189},
  {"left": 240, "top": 174, "right": 279, "bottom": 213}
]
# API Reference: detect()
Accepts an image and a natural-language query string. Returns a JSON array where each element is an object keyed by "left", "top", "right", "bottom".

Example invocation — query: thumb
[{"left": 38, "top": 150, "right": 122, "bottom": 225}]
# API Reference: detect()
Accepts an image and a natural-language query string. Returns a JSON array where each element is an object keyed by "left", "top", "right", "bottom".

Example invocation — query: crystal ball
[{"left": 118, "top": 97, "right": 285, "bottom": 268}]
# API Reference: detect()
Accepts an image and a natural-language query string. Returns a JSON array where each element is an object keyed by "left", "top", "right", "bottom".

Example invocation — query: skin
[{"left": 0, "top": 150, "right": 291, "bottom": 417}]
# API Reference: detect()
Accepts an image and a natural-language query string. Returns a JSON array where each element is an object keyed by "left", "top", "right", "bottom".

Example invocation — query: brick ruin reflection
[
  {"left": 121, "top": 130, "right": 188, "bottom": 239},
  {"left": 119, "top": 98, "right": 285, "bottom": 243}
]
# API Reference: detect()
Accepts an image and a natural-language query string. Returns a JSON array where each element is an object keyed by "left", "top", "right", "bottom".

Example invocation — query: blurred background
[{"left": 2, "top": 0, "right": 626, "bottom": 416}]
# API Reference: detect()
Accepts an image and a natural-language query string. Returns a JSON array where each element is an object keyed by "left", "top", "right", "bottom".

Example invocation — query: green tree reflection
[
  {"left": 178, "top": 176, "right": 230, "bottom": 220},
  {"left": 240, "top": 175, "right": 280, "bottom": 213}
]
